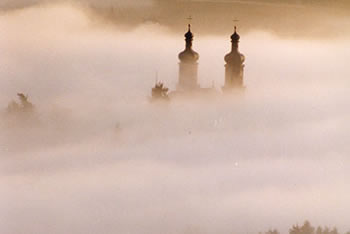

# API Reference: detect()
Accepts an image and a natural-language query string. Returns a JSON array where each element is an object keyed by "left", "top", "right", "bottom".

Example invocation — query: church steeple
[
  {"left": 230, "top": 26, "right": 240, "bottom": 50},
  {"left": 223, "top": 26, "right": 245, "bottom": 90},
  {"left": 185, "top": 24, "right": 193, "bottom": 49},
  {"left": 179, "top": 24, "right": 199, "bottom": 63},
  {"left": 177, "top": 23, "right": 199, "bottom": 91},
  {"left": 225, "top": 26, "right": 242, "bottom": 63}
]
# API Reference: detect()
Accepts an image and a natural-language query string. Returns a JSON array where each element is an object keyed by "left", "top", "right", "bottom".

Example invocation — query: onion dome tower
[
  {"left": 223, "top": 26, "right": 245, "bottom": 90},
  {"left": 177, "top": 24, "right": 199, "bottom": 91}
]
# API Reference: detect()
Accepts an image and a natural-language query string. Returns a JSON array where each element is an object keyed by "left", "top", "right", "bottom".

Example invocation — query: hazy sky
[
  {"left": 1, "top": 0, "right": 350, "bottom": 37},
  {"left": 1, "top": 2, "right": 350, "bottom": 234}
]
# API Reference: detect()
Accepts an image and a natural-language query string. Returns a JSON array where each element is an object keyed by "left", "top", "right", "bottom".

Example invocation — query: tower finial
[
  {"left": 231, "top": 19, "right": 240, "bottom": 44},
  {"left": 224, "top": 19, "right": 245, "bottom": 91},
  {"left": 187, "top": 15, "right": 193, "bottom": 31},
  {"left": 184, "top": 18, "right": 194, "bottom": 47},
  {"left": 233, "top": 18, "right": 239, "bottom": 32}
]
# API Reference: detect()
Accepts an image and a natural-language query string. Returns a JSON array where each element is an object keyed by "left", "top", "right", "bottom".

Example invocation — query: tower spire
[
  {"left": 177, "top": 20, "right": 199, "bottom": 91},
  {"left": 230, "top": 19, "right": 240, "bottom": 51},
  {"left": 223, "top": 24, "right": 245, "bottom": 91},
  {"left": 233, "top": 18, "right": 239, "bottom": 29},
  {"left": 187, "top": 15, "right": 193, "bottom": 26},
  {"left": 184, "top": 16, "right": 194, "bottom": 49}
]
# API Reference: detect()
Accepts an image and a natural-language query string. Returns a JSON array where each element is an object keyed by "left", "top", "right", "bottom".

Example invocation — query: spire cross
[
  {"left": 187, "top": 16, "right": 193, "bottom": 23},
  {"left": 233, "top": 19, "right": 239, "bottom": 31},
  {"left": 187, "top": 16, "right": 193, "bottom": 29}
]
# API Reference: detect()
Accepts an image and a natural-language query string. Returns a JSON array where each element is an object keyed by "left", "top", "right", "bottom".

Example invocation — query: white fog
[{"left": 0, "top": 3, "right": 349, "bottom": 234}]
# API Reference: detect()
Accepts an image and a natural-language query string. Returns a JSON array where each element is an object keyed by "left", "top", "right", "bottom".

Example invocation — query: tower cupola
[
  {"left": 223, "top": 26, "right": 245, "bottom": 90},
  {"left": 231, "top": 26, "right": 240, "bottom": 42},
  {"left": 225, "top": 26, "right": 245, "bottom": 64},
  {"left": 178, "top": 24, "right": 199, "bottom": 62},
  {"left": 177, "top": 24, "right": 200, "bottom": 91}
]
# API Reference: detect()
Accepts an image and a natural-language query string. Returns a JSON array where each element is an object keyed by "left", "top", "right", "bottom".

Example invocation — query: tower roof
[
  {"left": 231, "top": 26, "right": 240, "bottom": 42},
  {"left": 178, "top": 24, "right": 199, "bottom": 62},
  {"left": 225, "top": 26, "right": 244, "bottom": 64},
  {"left": 185, "top": 24, "right": 193, "bottom": 40}
]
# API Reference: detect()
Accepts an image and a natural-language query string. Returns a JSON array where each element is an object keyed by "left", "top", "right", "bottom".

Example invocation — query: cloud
[
  {"left": 0, "top": 3, "right": 350, "bottom": 234},
  {"left": 0, "top": 0, "right": 153, "bottom": 11},
  {"left": 2, "top": 0, "right": 350, "bottom": 38}
]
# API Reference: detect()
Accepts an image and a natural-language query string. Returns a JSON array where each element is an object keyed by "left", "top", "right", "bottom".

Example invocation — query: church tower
[
  {"left": 223, "top": 26, "right": 245, "bottom": 90},
  {"left": 177, "top": 24, "right": 199, "bottom": 91}
]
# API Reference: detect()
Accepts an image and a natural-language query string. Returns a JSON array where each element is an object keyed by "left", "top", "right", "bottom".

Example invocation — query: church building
[{"left": 151, "top": 23, "right": 245, "bottom": 100}]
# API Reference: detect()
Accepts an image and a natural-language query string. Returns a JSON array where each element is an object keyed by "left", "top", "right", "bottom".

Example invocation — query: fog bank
[{"left": 1, "top": 4, "right": 349, "bottom": 234}]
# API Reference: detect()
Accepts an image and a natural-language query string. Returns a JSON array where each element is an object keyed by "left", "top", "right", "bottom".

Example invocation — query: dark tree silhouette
[
  {"left": 290, "top": 224, "right": 301, "bottom": 234},
  {"left": 329, "top": 227, "right": 338, "bottom": 234},
  {"left": 6, "top": 93, "right": 34, "bottom": 114},
  {"left": 300, "top": 220, "right": 315, "bottom": 234},
  {"left": 323, "top": 226, "right": 330, "bottom": 234},
  {"left": 17, "top": 93, "right": 34, "bottom": 111},
  {"left": 265, "top": 228, "right": 280, "bottom": 234},
  {"left": 316, "top": 226, "right": 323, "bottom": 234},
  {"left": 289, "top": 220, "right": 315, "bottom": 234}
]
